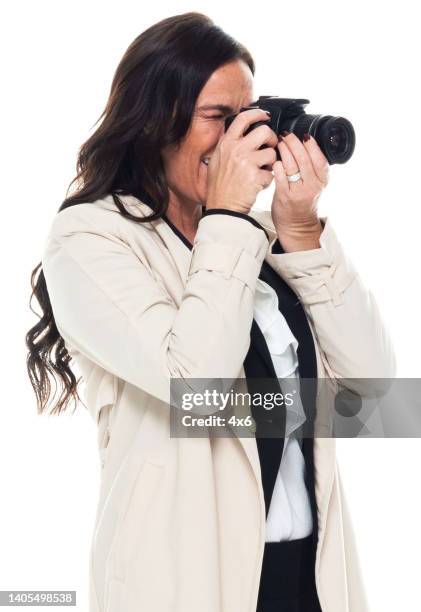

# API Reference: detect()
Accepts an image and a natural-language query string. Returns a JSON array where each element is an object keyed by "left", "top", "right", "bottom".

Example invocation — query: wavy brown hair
[{"left": 25, "top": 12, "right": 255, "bottom": 416}]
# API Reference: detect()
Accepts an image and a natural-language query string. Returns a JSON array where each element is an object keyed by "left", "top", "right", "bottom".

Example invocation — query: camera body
[{"left": 224, "top": 96, "right": 356, "bottom": 165}]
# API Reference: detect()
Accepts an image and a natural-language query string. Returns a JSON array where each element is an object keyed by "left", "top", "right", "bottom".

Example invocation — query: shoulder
[
  {"left": 42, "top": 193, "right": 155, "bottom": 244},
  {"left": 40, "top": 193, "right": 157, "bottom": 273}
]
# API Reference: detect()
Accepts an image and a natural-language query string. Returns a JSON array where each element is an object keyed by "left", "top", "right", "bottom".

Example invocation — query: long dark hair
[{"left": 25, "top": 11, "right": 255, "bottom": 416}]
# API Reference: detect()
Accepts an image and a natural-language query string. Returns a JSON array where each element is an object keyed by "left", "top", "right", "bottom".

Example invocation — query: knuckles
[
  {"left": 259, "top": 124, "right": 274, "bottom": 140},
  {"left": 268, "top": 148, "right": 277, "bottom": 163}
]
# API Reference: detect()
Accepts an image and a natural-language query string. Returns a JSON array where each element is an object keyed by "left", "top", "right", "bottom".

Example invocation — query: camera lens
[
  {"left": 328, "top": 126, "right": 346, "bottom": 154},
  {"left": 289, "top": 113, "right": 356, "bottom": 164},
  {"left": 318, "top": 116, "right": 355, "bottom": 164}
]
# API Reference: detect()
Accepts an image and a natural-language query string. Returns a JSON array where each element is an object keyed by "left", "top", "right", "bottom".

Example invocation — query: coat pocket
[{"left": 95, "top": 374, "right": 120, "bottom": 470}]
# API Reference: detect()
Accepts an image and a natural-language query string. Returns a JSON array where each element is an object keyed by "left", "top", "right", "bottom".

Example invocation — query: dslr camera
[{"left": 224, "top": 96, "right": 355, "bottom": 165}]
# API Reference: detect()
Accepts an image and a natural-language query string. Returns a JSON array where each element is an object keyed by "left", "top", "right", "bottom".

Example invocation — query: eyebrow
[{"left": 197, "top": 104, "right": 235, "bottom": 114}]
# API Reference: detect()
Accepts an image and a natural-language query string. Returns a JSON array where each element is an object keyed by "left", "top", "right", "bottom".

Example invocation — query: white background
[{"left": 2, "top": 0, "right": 420, "bottom": 610}]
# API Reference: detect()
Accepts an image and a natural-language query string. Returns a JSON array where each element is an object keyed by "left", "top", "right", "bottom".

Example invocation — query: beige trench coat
[{"left": 41, "top": 193, "right": 396, "bottom": 612}]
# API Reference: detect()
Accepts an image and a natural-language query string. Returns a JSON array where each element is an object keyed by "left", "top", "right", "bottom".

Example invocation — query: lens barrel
[{"left": 288, "top": 114, "right": 355, "bottom": 164}]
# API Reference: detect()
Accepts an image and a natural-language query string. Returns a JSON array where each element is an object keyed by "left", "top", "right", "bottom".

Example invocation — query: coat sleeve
[
  {"left": 41, "top": 207, "right": 269, "bottom": 413},
  {"left": 264, "top": 216, "right": 397, "bottom": 399}
]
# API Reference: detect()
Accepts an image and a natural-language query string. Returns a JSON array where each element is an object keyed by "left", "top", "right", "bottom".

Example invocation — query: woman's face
[{"left": 161, "top": 59, "right": 254, "bottom": 208}]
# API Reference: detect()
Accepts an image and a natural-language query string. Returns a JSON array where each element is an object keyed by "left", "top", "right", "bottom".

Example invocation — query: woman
[{"left": 26, "top": 12, "right": 396, "bottom": 612}]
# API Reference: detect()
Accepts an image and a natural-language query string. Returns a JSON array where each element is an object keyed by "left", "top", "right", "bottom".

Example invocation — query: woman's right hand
[{"left": 205, "top": 108, "right": 279, "bottom": 214}]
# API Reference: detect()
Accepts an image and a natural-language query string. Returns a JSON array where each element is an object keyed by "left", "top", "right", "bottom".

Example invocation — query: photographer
[{"left": 26, "top": 12, "right": 396, "bottom": 612}]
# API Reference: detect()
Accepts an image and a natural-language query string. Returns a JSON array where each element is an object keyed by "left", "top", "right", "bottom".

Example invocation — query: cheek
[
  {"left": 162, "top": 148, "right": 191, "bottom": 188},
  {"left": 192, "top": 121, "right": 222, "bottom": 156},
  {"left": 163, "top": 124, "right": 221, "bottom": 195}
]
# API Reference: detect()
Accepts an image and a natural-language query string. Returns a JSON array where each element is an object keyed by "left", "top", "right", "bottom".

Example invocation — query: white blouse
[{"left": 253, "top": 278, "right": 314, "bottom": 542}]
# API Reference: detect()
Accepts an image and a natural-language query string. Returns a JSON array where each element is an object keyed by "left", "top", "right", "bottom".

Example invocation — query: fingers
[
  {"left": 252, "top": 146, "right": 277, "bottom": 169},
  {"left": 256, "top": 168, "right": 274, "bottom": 190},
  {"left": 277, "top": 132, "right": 314, "bottom": 183},
  {"left": 277, "top": 139, "right": 300, "bottom": 179},
  {"left": 243, "top": 123, "right": 278, "bottom": 151},
  {"left": 278, "top": 132, "right": 329, "bottom": 185},
  {"left": 302, "top": 134, "right": 330, "bottom": 184},
  {"left": 272, "top": 160, "right": 291, "bottom": 194},
  {"left": 226, "top": 108, "right": 271, "bottom": 140}
]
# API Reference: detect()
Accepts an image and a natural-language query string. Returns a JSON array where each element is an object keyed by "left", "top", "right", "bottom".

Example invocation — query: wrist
[{"left": 275, "top": 220, "right": 323, "bottom": 253}]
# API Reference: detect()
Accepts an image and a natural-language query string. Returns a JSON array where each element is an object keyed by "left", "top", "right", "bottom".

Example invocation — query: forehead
[{"left": 196, "top": 60, "right": 254, "bottom": 109}]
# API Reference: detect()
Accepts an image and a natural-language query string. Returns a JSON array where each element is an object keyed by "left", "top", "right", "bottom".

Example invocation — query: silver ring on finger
[{"left": 286, "top": 171, "right": 303, "bottom": 183}]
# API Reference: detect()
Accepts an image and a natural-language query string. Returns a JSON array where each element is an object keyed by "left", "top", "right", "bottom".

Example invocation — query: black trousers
[{"left": 256, "top": 534, "right": 323, "bottom": 612}]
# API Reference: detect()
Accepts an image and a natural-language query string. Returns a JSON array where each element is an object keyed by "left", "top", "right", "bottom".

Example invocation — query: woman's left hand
[{"left": 271, "top": 132, "right": 330, "bottom": 251}]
